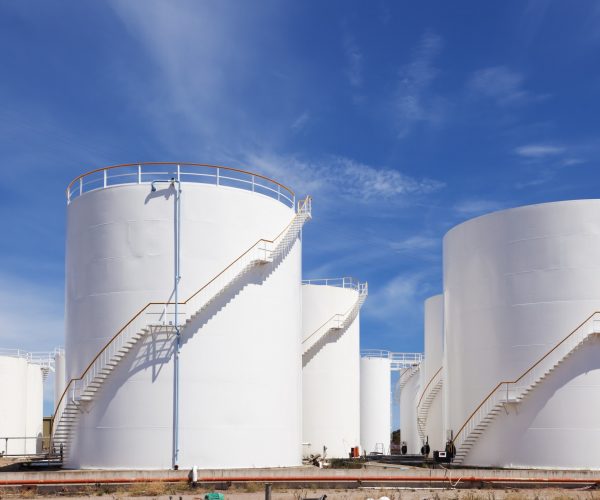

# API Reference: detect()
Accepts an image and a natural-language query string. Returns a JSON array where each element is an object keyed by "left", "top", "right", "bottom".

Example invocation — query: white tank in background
[
  {"left": 360, "top": 353, "right": 391, "bottom": 454},
  {"left": 445, "top": 199, "right": 600, "bottom": 468},
  {"left": 0, "top": 351, "right": 44, "bottom": 455},
  {"left": 417, "top": 294, "right": 444, "bottom": 452},
  {"left": 399, "top": 362, "right": 421, "bottom": 454},
  {"left": 302, "top": 278, "right": 367, "bottom": 459},
  {"left": 53, "top": 349, "right": 66, "bottom": 412},
  {"left": 59, "top": 163, "right": 311, "bottom": 469}
]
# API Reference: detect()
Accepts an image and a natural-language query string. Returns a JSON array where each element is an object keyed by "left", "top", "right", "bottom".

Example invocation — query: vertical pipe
[
  {"left": 265, "top": 483, "right": 272, "bottom": 500},
  {"left": 173, "top": 179, "right": 182, "bottom": 470}
]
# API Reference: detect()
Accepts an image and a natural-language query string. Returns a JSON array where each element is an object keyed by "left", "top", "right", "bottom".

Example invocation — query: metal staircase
[
  {"left": 416, "top": 367, "right": 442, "bottom": 443},
  {"left": 399, "top": 363, "right": 420, "bottom": 390},
  {"left": 51, "top": 196, "right": 312, "bottom": 463},
  {"left": 301, "top": 279, "right": 368, "bottom": 355},
  {"left": 453, "top": 312, "right": 600, "bottom": 465}
]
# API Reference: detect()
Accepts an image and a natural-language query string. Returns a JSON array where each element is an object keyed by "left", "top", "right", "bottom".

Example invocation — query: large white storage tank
[
  {"left": 0, "top": 352, "right": 44, "bottom": 455},
  {"left": 59, "top": 163, "right": 310, "bottom": 469},
  {"left": 445, "top": 199, "right": 600, "bottom": 468},
  {"left": 302, "top": 278, "right": 366, "bottom": 459},
  {"left": 418, "top": 294, "right": 444, "bottom": 452},
  {"left": 399, "top": 363, "right": 421, "bottom": 454},
  {"left": 360, "top": 353, "right": 391, "bottom": 454}
]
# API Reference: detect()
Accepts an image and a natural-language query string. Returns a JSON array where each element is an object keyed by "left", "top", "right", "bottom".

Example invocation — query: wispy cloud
[
  {"left": 389, "top": 235, "right": 438, "bottom": 253},
  {"left": 454, "top": 199, "right": 505, "bottom": 217},
  {"left": 0, "top": 271, "right": 63, "bottom": 351},
  {"left": 343, "top": 33, "right": 363, "bottom": 88},
  {"left": 364, "top": 271, "right": 437, "bottom": 328},
  {"left": 515, "top": 144, "right": 565, "bottom": 158},
  {"left": 395, "top": 31, "right": 445, "bottom": 138},
  {"left": 468, "top": 66, "right": 534, "bottom": 105},
  {"left": 513, "top": 142, "right": 588, "bottom": 188},
  {"left": 291, "top": 111, "right": 311, "bottom": 132},
  {"left": 247, "top": 153, "right": 444, "bottom": 203}
]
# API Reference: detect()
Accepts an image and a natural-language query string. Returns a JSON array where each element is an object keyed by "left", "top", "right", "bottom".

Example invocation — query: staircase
[
  {"left": 301, "top": 280, "right": 368, "bottom": 355},
  {"left": 399, "top": 363, "right": 420, "bottom": 390},
  {"left": 452, "top": 312, "right": 600, "bottom": 465},
  {"left": 51, "top": 196, "right": 312, "bottom": 463},
  {"left": 416, "top": 367, "right": 443, "bottom": 443}
]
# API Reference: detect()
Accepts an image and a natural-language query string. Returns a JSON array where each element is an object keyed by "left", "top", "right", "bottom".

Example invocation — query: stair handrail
[
  {"left": 453, "top": 310, "right": 600, "bottom": 452},
  {"left": 416, "top": 366, "right": 443, "bottom": 441},
  {"left": 301, "top": 281, "right": 368, "bottom": 351},
  {"left": 398, "top": 362, "right": 420, "bottom": 390},
  {"left": 53, "top": 196, "right": 312, "bottom": 439},
  {"left": 417, "top": 366, "right": 442, "bottom": 411}
]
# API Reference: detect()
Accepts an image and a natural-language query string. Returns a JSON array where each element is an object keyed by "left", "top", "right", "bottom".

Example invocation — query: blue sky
[{"left": 1, "top": 1, "right": 599, "bottom": 415}]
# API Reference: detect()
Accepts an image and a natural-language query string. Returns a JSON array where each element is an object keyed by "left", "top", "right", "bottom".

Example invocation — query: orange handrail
[
  {"left": 453, "top": 310, "right": 599, "bottom": 443},
  {"left": 301, "top": 282, "right": 366, "bottom": 347},
  {"left": 416, "top": 366, "right": 442, "bottom": 409},
  {"left": 53, "top": 196, "right": 310, "bottom": 421},
  {"left": 65, "top": 162, "right": 294, "bottom": 202}
]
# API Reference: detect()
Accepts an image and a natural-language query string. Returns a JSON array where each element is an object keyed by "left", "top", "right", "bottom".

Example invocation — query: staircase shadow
[
  {"left": 179, "top": 238, "right": 298, "bottom": 350},
  {"left": 464, "top": 334, "right": 600, "bottom": 466},
  {"left": 302, "top": 322, "right": 348, "bottom": 368},
  {"left": 93, "top": 235, "right": 301, "bottom": 388}
]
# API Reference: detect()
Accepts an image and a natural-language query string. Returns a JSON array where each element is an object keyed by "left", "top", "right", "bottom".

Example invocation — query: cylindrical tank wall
[
  {"left": 422, "top": 294, "right": 444, "bottom": 451},
  {"left": 0, "top": 356, "right": 43, "bottom": 455},
  {"left": 66, "top": 182, "right": 302, "bottom": 469},
  {"left": 54, "top": 350, "right": 66, "bottom": 412},
  {"left": 444, "top": 199, "right": 600, "bottom": 468},
  {"left": 25, "top": 363, "right": 43, "bottom": 454},
  {"left": 399, "top": 366, "right": 421, "bottom": 454},
  {"left": 302, "top": 284, "right": 360, "bottom": 459},
  {"left": 360, "top": 356, "right": 391, "bottom": 454}
]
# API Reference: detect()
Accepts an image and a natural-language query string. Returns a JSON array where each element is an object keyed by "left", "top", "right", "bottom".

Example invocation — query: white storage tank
[
  {"left": 302, "top": 278, "right": 366, "bottom": 459},
  {"left": 53, "top": 349, "right": 66, "bottom": 411},
  {"left": 445, "top": 199, "right": 600, "bottom": 468},
  {"left": 0, "top": 352, "right": 44, "bottom": 455},
  {"left": 360, "top": 353, "right": 391, "bottom": 454},
  {"left": 418, "top": 294, "right": 444, "bottom": 452},
  {"left": 58, "top": 163, "right": 310, "bottom": 469},
  {"left": 399, "top": 363, "right": 421, "bottom": 454}
]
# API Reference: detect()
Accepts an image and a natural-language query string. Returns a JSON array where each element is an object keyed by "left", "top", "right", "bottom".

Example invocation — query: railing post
[
  {"left": 216, "top": 168, "right": 220, "bottom": 186},
  {"left": 103, "top": 169, "right": 107, "bottom": 188},
  {"left": 277, "top": 184, "right": 280, "bottom": 201},
  {"left": 252, "top": 175, "right": 255, "bottom": 192},
  {"left": 177, "top": 164, "right": 181, "bottom": 182},
  {"left": 79, "top": 178, "right": 83, "bottom": 196},
  {"left": 138, "top": 164, "right": 142, "bottom": 184}
]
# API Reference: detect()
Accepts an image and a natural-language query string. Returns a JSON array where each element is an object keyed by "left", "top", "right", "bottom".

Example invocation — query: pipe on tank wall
[{"left": 150, "top": 176, "right": 182, "bottom": 470}]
